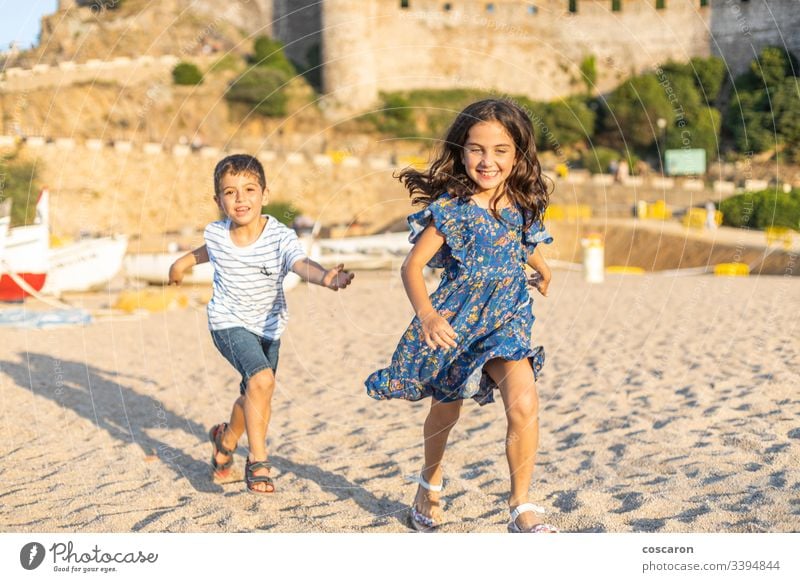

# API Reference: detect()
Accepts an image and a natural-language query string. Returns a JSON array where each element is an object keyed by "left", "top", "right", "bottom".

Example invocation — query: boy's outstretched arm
[
  {"left": 168, "top": 245, "right": 209, "bottom": 285},
  {"left": 526, "top": 246, "right": 552, "bottom": 297},
  {"left": 291, "top": 258, "right": 354, "bottom": 291}
]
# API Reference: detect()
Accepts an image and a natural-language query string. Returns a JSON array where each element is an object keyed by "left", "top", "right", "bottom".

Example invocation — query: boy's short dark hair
[{"left": 213, "top": 154, "right": 267, "bottom": 196}]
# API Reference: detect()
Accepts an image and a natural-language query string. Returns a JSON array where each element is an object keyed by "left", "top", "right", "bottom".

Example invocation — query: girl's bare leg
[
  {"left": 484, "top": 357, "right": 543, "bottom": 530},
  {"left": 416, "top": 398, "right": 462, "bottom": 521}
]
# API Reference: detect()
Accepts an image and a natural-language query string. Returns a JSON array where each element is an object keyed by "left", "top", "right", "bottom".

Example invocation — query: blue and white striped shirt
[{"left": 204, "top": 216, "right": 307, "bottom": 339}]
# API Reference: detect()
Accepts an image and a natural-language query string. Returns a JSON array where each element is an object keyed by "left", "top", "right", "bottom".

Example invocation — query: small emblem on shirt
[{"left": 260, "top": 265, "right": 272, "bottom": 277}]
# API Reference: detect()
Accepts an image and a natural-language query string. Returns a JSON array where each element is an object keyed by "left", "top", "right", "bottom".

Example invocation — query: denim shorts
[{"left": 210, "top": 327, "right": 280, "bottom": 395}]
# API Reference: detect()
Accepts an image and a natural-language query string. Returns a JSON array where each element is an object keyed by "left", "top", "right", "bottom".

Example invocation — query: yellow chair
[
  {"left": 114, "top": 288, "right": 189, "bottom": 313},
  {"left": 647, "top": 200, "right": 672, "bottom": 220},
  {"left": 327, "top": 150, "right": 351, "bottom": 165},
  {"left": 544, "top": 205, "right": 565, "bottom": 221},
  {"left": 713, "top": 263, "right": 749, "bottom": 277},
  {"left": 606, "top": 266, "right": 645, "bottom": 275},
  {"left": 765, "top": 227, "right": 794, "bottom": 249},
  {"left": 682, "top": 208, "right": 707, "bottom": 229},
  {"left": 398, "top": 155, "right": 427, "bottom": 169}
]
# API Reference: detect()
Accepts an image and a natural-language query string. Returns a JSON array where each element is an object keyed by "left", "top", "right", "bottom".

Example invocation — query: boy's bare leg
[
  {"left": 484, "top": 357, "right": 543, "bottom": 531},
  {"left": 416, "top": 398, "right": 462, "bottom": 521},
  {"left": 214, "top": 396, "right": 246, "bottom": 467},
  {"left": 243, "top": 368, "right": 276, "bottom": 492}
]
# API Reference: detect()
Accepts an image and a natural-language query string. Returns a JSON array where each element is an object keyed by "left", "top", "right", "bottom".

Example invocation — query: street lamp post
[{"left": 657, "top": 117, "right": 667, "bottom": 175}]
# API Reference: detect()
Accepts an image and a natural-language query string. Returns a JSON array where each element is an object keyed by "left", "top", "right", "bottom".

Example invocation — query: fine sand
[{"left": 1, "top": 269, "right": 798, "bottom": 533}]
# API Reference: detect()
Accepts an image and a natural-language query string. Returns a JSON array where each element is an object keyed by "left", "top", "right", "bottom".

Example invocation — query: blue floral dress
[{"left": 364, "top": 193, "right": 553, "bottom": 406}]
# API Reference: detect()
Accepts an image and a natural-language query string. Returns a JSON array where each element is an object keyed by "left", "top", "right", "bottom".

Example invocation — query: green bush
[
  {"left": 725, "top": 46, "right": 800, "bottom": 156},
  {"left": 226, "top": 68, "right": 289, "bottom": 117},
  {"left": 580, "top": 55, "right": 597, "bottom": 94},
  {"left": 603, "top": 73, "right": 673, "bottom": 150},
  {"left": 751, "top": 46, "right": 798, "bottom": 92},
  {"left": 172, "top": 62, "right": 203, "bottom": 85},
  {"left": 580, "top": 146, "right": 637, "bottom": 175},
  {"left": 0, "top": 153, "right": 40, "bottom": 227},
  {"left": 660, "top": 57, "right": 727, "bottom": 105},
  {"left": 720, "top": 189, "right": 800, "bottom": 230},
  {"left": 208, "top": 54, "right": 240, "bottom": 74},
  {"left": 365, "top": 93, "right": 416, "bottom": 137},
  {"left": 532, "top": 97, "right": 596, "bottom": 150},
  {"left": 262, "top": 201, "right": 300, "bottom": 226},
  {"left": 251, "top": 36, "right": 296, "bottom": 77}
]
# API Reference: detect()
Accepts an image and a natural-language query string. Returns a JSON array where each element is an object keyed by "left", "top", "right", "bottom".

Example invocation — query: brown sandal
[
  {"left": 208, "top": 423, "right": 235, "bottom": 479},
  {"left": 245, "top": 458, "right": 275, "bottom": 494}
]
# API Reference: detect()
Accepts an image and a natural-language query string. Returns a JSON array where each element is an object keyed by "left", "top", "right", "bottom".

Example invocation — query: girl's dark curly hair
[{"left": 397, "top": 99, "right": 551, "bottom": 229}]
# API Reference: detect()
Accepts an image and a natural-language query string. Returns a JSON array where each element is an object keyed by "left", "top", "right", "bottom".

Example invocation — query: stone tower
[{"left": 320, "top": 0, "right": 378, "bottom": 117}]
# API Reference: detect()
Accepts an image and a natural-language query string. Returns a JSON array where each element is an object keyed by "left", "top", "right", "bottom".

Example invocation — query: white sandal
[
  {"left": 508, "top": 503, "right": 559, "bottom": 533},
  {"left": 406, "top": 474, "right": 443, "bottom": 532}
]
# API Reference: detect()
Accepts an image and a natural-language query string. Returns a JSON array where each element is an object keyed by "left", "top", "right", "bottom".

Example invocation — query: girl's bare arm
[
  {"left": 526, "top": 245, "right": 552, "bottom": 296},
  {"left": 401, "top": 225, "right": 458, "bottom": 350}
]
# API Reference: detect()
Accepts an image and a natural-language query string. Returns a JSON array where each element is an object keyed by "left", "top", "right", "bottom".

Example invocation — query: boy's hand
[
  {"left": 168, "top": 262, "right": 184, "bottom": 286},
  {"left": 322, "top": 264, "right": 354, "bottom": 291},
  {"left": 420, "top": 311, "right": 458, "bottom": 351}
]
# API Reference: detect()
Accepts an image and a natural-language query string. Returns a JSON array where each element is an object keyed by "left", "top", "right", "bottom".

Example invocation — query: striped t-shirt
[{"left": 204, "top": 216, "right": 307, "bottom": 339}]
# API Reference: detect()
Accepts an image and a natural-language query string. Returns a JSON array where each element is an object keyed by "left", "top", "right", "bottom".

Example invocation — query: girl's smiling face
[
  {"left": 215, "top": 171, "right": 266, "bottom": 226},
  {"left": 461, "top": 120, "right": 517, "bottom": 198}
]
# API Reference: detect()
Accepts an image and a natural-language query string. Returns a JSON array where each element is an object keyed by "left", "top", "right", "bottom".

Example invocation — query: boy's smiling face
[{"left": 215, "top": 171, "right": 266, "bottom": 227}]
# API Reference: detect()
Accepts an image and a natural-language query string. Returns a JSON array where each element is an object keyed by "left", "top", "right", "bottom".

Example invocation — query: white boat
[
  {"left": 41, "top": 235, "right": 129, "bottom": 295},
  {"left": 0, "top": 189, "right": 49, "bottom": 301},
  {"left": 0, "top": 200, "right": 10, "bottom": 253},
  {"left": 123, "top": 251, "right": 215, "bottom": 285},
  {"left": 316, "top": 231, "right": 410, "bottom": 269}
]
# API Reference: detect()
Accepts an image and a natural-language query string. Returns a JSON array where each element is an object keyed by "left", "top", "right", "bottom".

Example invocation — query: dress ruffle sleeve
[
  {"left": 521, "top": 218, "right": 553, "bottom": 256},
  {"left": 407, "top": 195, "right": 468, "bottom": 269}
]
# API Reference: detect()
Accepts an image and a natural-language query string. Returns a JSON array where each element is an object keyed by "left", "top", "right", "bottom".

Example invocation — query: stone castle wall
[{"left": 315, "top": 0, "right": 800, "bottom": 113}]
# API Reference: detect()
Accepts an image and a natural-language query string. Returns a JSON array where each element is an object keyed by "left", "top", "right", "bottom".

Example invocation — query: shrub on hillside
[
  {"left": 226, "top": 68, "right": 289, "bottom": 117},
  {"left": 172, "top": 62, "right": 203, "bottom": 85},
  {"left": 0, "top": 153, "right": 41, "bottom": 227},
  {"left": 720, "top": 189, "right": 800, "bottom": 230}
]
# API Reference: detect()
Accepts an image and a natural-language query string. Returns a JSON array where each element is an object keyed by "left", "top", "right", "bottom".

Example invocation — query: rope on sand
[{"left": 0, "top": 259, "right": 145, "bottom": 321}]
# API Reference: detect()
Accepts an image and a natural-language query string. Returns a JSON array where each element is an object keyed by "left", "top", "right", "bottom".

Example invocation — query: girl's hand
[
  {"left": 322, "top": 264, "right": 354, "bottom": 291},
  {"left": 420, "top": 311, "right": 458, "bottom": 350},
  {"left": 528, "top": 270, "right": 551, "bottom": 296}
]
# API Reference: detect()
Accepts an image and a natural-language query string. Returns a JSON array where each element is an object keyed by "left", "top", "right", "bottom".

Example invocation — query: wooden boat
[
  {"left": 0, "top": 189, "right": 49, "bottom": 301},
  {"left": 41, "top": 235, "right": 129, "bottom": 295}
]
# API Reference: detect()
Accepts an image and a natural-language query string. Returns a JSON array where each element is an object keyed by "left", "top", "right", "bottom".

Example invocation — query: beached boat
[
  {"left": 0, "top": 189, "right": 49, "bottom": 301},
  {"left": 41, "top": 235, "right": 129, "bottom": 295},
  {"left": 123, "top": 251, "right": 215, "bottom": 285},
  {"left": 316, "top": 231, "right": 410, "bottom": 270}
]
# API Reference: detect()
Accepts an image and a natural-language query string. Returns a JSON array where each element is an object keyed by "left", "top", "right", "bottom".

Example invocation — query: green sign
[{"left": 665, "top": 149, "right": 706, "bottom": 176}]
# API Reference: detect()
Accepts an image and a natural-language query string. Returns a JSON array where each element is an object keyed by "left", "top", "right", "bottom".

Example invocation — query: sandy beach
[{"left": 1, "top": 269, "right": 798, "bottom": 533}]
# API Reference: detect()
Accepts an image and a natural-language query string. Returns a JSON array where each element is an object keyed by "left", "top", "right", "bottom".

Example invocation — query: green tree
[
  {"left": 533, "top": 98, "right": 596, "bottom": 150},
  {"left": 251, "top": 36, "right": 296, "bottom": 77},
  {"left": 580, "top": 55, "right": 597, "bottom": 95},
  {"left": 751, "top": 46, "right": 798, "bottom": 92},
  {"left": 172, "top": 62, "right": 203, "bottom": 85},
  {"left": 0, "top": 153, "right": 40, "bottom": 227},
  {"left": 603, "top": 73, "right": 672, "bottom": 150},
  {"left": 725, "top": 46, "right": 799, "bottom": 155},
  {"left": 226, "top": 68, "right": 289, "bottom": 117},
  {"left": 689, "top": 56, "right": 726, "bottom": 104}
]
